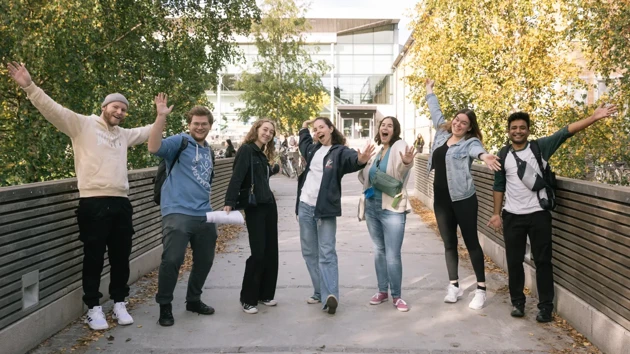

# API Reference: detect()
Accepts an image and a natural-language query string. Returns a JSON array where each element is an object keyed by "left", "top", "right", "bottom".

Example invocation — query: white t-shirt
[
  {"left": 503, "top": 147, "right": 548, "bottom": 215},
  {"left": 300, "top": 145, "right": 332, "bottom": 206}
]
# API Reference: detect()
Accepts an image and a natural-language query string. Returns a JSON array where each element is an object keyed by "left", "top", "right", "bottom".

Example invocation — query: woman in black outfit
[
  {"left": 224, "top": 119, "right": 279, "bottom": 314},
  {"left": 225, "top": 139, "right": 236, "bottom": 158}
]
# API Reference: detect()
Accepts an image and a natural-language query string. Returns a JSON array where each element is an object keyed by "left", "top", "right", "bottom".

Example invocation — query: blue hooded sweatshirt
[{"left": 154, "top": 134, "right": 214, "bottom": 217}]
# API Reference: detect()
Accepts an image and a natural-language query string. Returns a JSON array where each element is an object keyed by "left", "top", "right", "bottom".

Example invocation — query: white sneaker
[
  {"left": 469, "top": 289, "right": 487, "bottom": 310},
  {"left": 306, "top": 296, "right": 321, "bottom": 304},
  {"left": 444, "top": 284, "right": 464, "bottom": 303},
  {"left": 85, "top": 306, "right": 109, "bottom": 330},
  {"left": 258, "top": 299, "right": 278, "bottom": 306},
  {"left": 112, "top": 302, "right": 134, "bottom": 325},
  {"left": 242, "top": 302, "right": 258, "bottom": 314}
]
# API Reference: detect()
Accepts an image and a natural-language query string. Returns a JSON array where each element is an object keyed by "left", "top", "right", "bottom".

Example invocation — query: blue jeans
[
  {"left": 298, "top": 202, "right": 339, "bottom": 307},
  {"left": 364, "top": 197, "right": 406, "bottom": 298}
]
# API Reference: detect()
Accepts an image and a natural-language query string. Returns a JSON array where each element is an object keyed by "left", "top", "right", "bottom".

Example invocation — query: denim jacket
[{"left": 426, "top": 93, "right": 487, "bottom": 201}]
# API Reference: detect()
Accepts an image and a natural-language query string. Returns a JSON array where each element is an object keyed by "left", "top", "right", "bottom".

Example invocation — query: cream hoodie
[
  {"left": 23, "top": 83, "right": 152, "bottom": 198},
  {"left": 358, "top": 139, "right": 414, "bottom": 213}
]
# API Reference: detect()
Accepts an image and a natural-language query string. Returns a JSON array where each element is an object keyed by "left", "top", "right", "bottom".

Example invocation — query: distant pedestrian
[
  {"left": 225, "top": 139, "right": 236, "bottom": 158},
  {"left": 414, "top": 133, "right": 425, "bottom": 153}
]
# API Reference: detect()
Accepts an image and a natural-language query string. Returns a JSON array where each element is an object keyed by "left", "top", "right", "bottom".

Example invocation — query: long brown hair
[
  {"left": 374, "top": 116, "right": 401, "bottom": 145},
  {"left": 439, "top": 109, "right": 483, "bottom": 143},
  {"left": 314, "top": 117, "right": 346, "bottom": 146},
  {"left": 242, "top": 119, "right": 277, "bottom": 162}
]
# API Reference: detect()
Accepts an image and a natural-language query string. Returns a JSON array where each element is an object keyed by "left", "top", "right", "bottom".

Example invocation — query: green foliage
[
  {"left": 407, "top": 0, "right": 580, "bottom": 152},
  {"left": 0, "top": 0, "right": 260, "bottom": 186},
  {"left": 236, "top": 0, "right": 329, "bottom": 134},
  {"left": 407, "top": 0, "right": 630, "bottom": 185}
]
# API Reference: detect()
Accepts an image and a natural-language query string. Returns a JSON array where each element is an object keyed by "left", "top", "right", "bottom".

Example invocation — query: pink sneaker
[
  {"left": 369, "top": 292, "right": 389, "bottom": 305},
  {"left": 393, "top": 298, "right": 409, "bottom": 312}
]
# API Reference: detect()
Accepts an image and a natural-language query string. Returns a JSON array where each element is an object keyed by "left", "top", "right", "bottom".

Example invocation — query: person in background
[
  {"left": 225, "top": 139, "right": 236, "bottom": 158},
  {"left": 414, "top": 133, "right": 425, "bottom": 153}
]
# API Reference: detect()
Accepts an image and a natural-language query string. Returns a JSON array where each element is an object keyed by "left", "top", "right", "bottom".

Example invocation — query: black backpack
[
  {"left": 153, "top": 137, "right": 189, "bottom": 205},
  {"left": 498, "top": 140, "right": 557, "bottom": 210}
]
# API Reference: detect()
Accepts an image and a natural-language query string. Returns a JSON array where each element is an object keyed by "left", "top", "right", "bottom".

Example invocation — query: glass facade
[{"left": 221, "top": 24, "right": 396, "bottom": 105}]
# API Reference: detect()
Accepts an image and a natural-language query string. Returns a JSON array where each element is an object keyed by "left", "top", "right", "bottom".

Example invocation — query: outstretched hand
[
  {"left": 482, "top": 153, "right": 502, "bottom": 172},
  {"left": 7, "top": 62, "right": 32, "bottom": 88},
  {"left": 400, "top": 145, "right": 417, "bottom": 165},
  {"left": 154, "top": 93, "right": 174, "bottom": 117},
  {"left": 592, "top": 103, "right": 618, "bottom": 121},
  {"left": 357, "top": 142, "right": 375, "bottom": 165}
]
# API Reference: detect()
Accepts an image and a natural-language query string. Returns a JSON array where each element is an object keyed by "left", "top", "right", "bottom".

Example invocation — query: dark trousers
[
  {"left": 241, "top": 203, "right": 279, "bottom": 306},
  {"left": 502, "top": 210, "right": 554, "bottom": 311},
  {"left": 155, "top": 214, "right": 218, "bottom": 305},
  {"left": 433, "top": 189, "right": 486, "bottom": 283},
  {"left": 76, "top": 197, "right": 134, "bottom": 308}
]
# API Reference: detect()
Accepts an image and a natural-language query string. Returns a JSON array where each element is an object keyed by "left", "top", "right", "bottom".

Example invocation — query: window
[
  {"left": 337, "top": 34, "right": 353, "bottom": 43},
  {"left": 374, "top": 44, "right": 393, "bottom": 55},
  {"left": 373, "top": 25, "right": 395, "bottom": 43},
  {"left": 373, "top": 55, "right": 394, "bottom": 74},
  {"left": 353, "top": 56, "right": 374, "bottom": 74},
  {"left": 337, "top": 55, "right": 353, "bottom": 75},
  {"left": 353, "top": 30, "right": 374, "bottom": 44},
  {"left": 353, "top": 44, "right": 373, "bottom": 55}
]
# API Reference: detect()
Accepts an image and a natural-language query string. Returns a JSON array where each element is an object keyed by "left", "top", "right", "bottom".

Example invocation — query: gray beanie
[{"left": 101, "top": 93, "right": 129, "bottom": 108}]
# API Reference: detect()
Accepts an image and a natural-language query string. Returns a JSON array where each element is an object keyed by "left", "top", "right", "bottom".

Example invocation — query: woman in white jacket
[{"left": 359, "top": 116, "right": 416, "bottom": 312}]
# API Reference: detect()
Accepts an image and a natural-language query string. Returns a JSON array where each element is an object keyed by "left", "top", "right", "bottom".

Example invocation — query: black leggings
[{"left": 433, "top": 188, "right": 486, "bottom": 283}]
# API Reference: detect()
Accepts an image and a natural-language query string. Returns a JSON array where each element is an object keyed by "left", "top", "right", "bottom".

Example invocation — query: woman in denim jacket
[{"left": 425, "top": 79, "right": 501, "bottom": 310}]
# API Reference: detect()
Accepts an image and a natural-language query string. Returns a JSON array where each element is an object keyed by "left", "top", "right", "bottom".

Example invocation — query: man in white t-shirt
[{"left": 488, "top": 105, "right": 617, "bottom": 322}]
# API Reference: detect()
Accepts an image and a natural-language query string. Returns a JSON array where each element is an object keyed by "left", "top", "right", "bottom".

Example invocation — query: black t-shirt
[{"left": 432, "top": 142, "right": 449, "bottom": 191}]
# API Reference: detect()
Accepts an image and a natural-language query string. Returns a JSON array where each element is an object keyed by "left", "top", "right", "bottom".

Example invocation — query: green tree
[
  {"left": 560, "top": 0, "right": 630, "bottom": 184},
  {"left": 236, "top": 0, "right": 329, "bottom": 134},
  {"left": 0, "top": 0, "right": 260, "bottom": 186},
  {"left": 406, "top": 0, "right": 580, "bottom": 151}
]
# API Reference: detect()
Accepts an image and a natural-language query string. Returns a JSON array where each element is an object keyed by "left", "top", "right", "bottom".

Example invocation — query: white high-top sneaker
[
  {"left": 443, "top": 284, "right": 464, "bottom": 303},
  {"left": 112, "top": 302, "right": 134, "bottom": 325},
  {"left": 85, "top": 306, "right": 109, "bottom": 330}
]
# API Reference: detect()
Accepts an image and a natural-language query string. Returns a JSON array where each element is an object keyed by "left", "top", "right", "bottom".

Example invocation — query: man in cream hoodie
[{"left": 7, "top": 62, "right": 152, "bottom": 330}]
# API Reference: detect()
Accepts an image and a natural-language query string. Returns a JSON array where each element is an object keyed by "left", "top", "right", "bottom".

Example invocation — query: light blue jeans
[
  {"left": 364, "top": 197, "right": 406, "bottom": 298},
  {"left": 298, "top": 202, "right": 339, "bottom": 308}
]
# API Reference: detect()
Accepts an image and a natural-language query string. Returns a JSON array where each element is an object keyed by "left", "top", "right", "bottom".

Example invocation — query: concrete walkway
[{"left": 75, "top": 171, "right": 579, "bottom": 353}]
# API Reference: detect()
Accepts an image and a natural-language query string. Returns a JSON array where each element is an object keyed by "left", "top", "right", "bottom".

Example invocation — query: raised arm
[
  {"left": 298, "top": 120, "right": 315, "bottom": 157},
  {"left": 425, "top": 79, "right": 446, "bottom": 130},
  {"left": 147, "top": 93, "right": 174, "bottom": 153},
  {"left": 537, "top": 103, "right": 618, "bottom": 160},
  {"left": 7, "top": 62, "right": 86, "bottom": 138}
]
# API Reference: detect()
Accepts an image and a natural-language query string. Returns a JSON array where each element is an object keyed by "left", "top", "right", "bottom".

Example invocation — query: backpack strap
[
  {"left": 498, "top": 143, "right": 510, "bottom": 174},
  {"left": 167, "top": 136, "right": 189, "bottom": 176},
  {"left": 529, "top": 140, "right": 545, "bottom": 171}
]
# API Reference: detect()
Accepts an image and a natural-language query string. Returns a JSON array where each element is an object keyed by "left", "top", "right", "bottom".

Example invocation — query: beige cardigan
[{"left": 358, "top": 139, "right": 414, "bottom": 216}]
